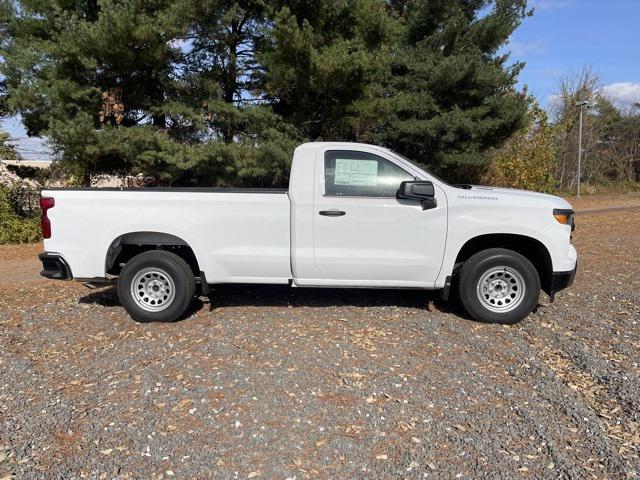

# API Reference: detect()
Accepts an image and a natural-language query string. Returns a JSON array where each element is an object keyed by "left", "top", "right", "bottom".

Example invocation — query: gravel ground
[{"left": 1, "top": 195, "right": 639, "bottom": 480}]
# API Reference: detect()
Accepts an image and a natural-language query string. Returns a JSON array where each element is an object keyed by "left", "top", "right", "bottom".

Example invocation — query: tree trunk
[
  {"left": 223, "top": 20, "right": 240, "bottom": 144},
  {"left": 81, "top": 170, "right": 91, "bottom": 187}
]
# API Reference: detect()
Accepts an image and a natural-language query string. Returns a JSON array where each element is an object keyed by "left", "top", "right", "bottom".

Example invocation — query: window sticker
[{"left": 334, "top": 158, "right": 378, "bottom": 186}]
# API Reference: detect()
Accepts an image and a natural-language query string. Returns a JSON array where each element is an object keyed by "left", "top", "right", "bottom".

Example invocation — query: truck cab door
[{"left": 297, "top": 147, "right": 447, "bottom": 287}]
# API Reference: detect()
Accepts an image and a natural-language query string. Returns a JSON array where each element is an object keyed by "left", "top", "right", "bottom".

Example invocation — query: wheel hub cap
[
  {"left": 476, "top": 266, "right": 526, "bottom": 313},
  {"left": 130, "top": 267, "right": 176, "bottom": 312}
]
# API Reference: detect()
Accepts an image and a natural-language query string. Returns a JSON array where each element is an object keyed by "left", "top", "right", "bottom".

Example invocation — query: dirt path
[
  {"left": 577, "top": 204, "right": 640, "bottom": 215},
  {"left": 0, "top": 243, "right": 43, "bottom": 285}
]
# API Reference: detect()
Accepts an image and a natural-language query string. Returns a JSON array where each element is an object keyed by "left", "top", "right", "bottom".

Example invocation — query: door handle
[{"left": 319, "top": 210, "right": 346, "bottom": 217}]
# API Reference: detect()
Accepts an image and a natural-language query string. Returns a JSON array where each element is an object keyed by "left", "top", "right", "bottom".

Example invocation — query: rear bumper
[
  {"left": 39, "top": 252, "right": 73, "bottom": 280},
  {"left": 550, "top": 262, "right": 577, "bottom": 298}
]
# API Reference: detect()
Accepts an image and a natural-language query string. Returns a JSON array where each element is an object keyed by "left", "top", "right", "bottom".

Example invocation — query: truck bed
[
  {"left": 42, "top": 188, "right": 292, "bottom": 282},
  {"left": 45, "top": 187, "right": 288, "bottom": 193}
]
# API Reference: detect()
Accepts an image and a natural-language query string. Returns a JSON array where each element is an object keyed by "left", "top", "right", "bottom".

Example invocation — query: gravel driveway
[{"left": 1, "top": 195, "right": 639, "bottom": 479}]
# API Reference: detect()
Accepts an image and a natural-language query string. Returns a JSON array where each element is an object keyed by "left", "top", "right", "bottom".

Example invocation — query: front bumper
[
  {"left": 549, "top": 261, "right": 577, "bottom": 300},
  {"left": 39, "top": 252, "right": 73, "bottom": 280}
]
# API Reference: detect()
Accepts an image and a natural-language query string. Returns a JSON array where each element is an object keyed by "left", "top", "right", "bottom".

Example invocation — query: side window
[{"left": 324, "top": 150, "right": 414, "bottom": 197}]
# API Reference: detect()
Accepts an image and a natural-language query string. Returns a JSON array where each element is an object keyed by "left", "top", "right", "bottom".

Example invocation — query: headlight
[{"left": 553, "top": 208, "right": 575, "bottom": 231}]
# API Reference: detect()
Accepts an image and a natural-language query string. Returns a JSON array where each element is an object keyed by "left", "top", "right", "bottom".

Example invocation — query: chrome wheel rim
[
  {"left": 130, "top": 267, "right": 176, "bottom": 312},
  {"left": 476, "top": 266, "right": 525, "bottom": 313}
]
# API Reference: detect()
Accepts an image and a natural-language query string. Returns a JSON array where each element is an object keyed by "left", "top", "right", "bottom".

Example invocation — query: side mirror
[{"left": 397, "top": 181, "right": 437, "bottom": 210}]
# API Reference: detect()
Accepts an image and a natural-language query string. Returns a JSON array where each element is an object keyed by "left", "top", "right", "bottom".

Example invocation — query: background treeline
[
  {"left": 488, "top": 68, "right": 640, "bottom": 193},
  {"left": 0, "top": 1, "right": 639, "bottom": 232},
  {"left": 551, "top": 70, "right": 639, "bottom": 192},
  {"left": 0, "top": 0, "right": 531, "bottom": 187}
]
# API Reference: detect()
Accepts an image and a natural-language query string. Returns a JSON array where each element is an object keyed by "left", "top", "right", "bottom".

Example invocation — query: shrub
[
  {"left": 483, "top": 105, "right": 558, "bottom": 193},
  {"left": 623, "top": 181, "right": 640, "bottom": 192},
  {"left": 0, "top": 183, "right": 42, "bottom": 244}
]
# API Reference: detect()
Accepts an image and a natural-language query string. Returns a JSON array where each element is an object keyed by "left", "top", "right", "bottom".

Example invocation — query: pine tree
[
  {"left": 261, "top": 0, "right": 398, "bottom": 140},
  {"left": 0, "top": 0, "right": 298, "bottom": 186},
  {"left": 1, "top": 0, "right": 530, "bottom": 186},
  {"left": 355, "top": 0, "right": 531, "bottom": 181}
]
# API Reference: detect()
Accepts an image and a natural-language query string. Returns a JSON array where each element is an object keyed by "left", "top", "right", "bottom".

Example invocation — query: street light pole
[
  {"left": 577, "top": 105, "right": 583, "bottom": 197},
  {"left": 576, "top": 101, "right": 593, "bottom": 197}
]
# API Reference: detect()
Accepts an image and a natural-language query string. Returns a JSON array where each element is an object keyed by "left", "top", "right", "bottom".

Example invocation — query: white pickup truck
[{"left": 38, "top": 142, "right": 577, "bottom": 324}]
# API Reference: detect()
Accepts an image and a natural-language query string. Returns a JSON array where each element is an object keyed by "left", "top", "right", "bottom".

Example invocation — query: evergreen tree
[
  {"left": 355, "top": 0, "right": 531, "bottom": 180},
  {"left": 0, "top": 0, "right": 297, "bottom": 186},
  {"left": 1, "top": 0, "right": 530, "bottom": 186},
  {"left": 1, "top": 0, "right": 180, "bottom": 183},
  {"left": 260, "top": 0, "right": 397, "bottom": 140}
]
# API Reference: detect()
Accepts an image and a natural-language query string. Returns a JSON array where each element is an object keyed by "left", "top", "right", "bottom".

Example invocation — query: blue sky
[
  {"left": 2, "top": 0, "right": 639, "bottom": 160},
  {"left": 511, "top": 0, "right": 640, "bottom": 107}
]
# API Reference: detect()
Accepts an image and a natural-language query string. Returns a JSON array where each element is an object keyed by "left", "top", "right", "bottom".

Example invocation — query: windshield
[{"left": 392, "top": 151, "right": 451, "bottom": 186}]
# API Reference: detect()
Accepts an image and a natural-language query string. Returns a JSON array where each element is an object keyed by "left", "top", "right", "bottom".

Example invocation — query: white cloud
[
  {"left": 602, "top": 82, "right": 640, "bottom": 107},
  {"left": 546, "top": 93, "right": 560, "bottom": 106}
]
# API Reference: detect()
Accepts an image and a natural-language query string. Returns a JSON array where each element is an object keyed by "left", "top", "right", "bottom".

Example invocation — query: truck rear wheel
[
  {"left": 458, "top": 248, "right": 540, "bottom": 324},
  {"left": 117, "top": 250, "right": 196, "bottom": 323}
]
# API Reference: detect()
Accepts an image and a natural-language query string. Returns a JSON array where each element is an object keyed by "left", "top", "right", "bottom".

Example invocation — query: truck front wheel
[
  {"left": 458, "top": 248, "right": 540, "bottom": 324},
  {"left": 117, "top": 250, "right": 196, "bottom": 323}
]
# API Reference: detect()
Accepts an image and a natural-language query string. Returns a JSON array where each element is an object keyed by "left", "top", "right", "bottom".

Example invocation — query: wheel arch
[
  {"left": 106, "top": 231, "right": 201, "bottom": 276},
  {"left": 453, "top": 233, "right": 553, "bottom": 294}
]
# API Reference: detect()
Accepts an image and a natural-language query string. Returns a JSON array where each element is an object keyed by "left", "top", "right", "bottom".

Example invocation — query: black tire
[
  {"left": 457, "top": 248, "right": 540, "bottom": 324},
  {"left": 117, "top": 250, "right": 196, "bottom": 323}
]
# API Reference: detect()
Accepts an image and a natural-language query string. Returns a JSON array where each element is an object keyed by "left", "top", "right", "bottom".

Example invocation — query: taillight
[{"left": 40, "top": 197, "right": 55, "bottom": 239}]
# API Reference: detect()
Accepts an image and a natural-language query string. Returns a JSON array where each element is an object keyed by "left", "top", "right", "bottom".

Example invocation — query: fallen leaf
[
  {"left": 407, "top": 461, "right": 419, "bottom": 471},
  {"left": 172, "top": 399, "right": 193, "bottom": 412}
]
